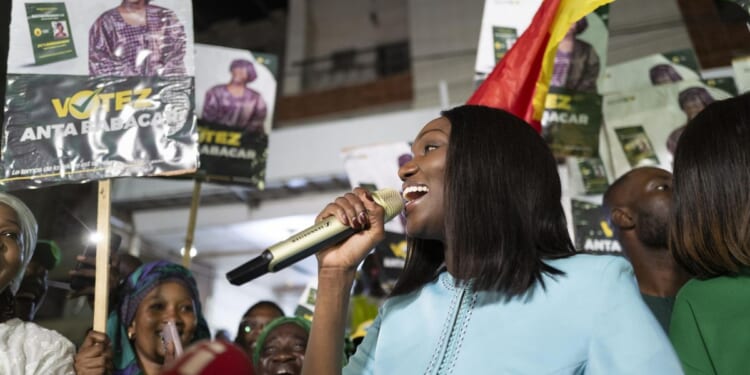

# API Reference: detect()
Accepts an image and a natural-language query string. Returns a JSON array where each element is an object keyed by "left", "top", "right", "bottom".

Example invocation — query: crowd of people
[{"left": 0, "top": 92, "right": 748, "bottom": 374}]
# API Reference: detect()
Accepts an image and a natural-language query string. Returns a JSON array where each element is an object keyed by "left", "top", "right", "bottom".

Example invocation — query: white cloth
[{"left": 0, "top": 318, "right": 75, "bottom": 375}]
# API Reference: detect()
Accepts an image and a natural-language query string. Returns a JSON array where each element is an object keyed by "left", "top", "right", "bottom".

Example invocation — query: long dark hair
[
  {"left": 670, "top": 93, "right": 750, "bottom": 278},
  {"left": 391, "top": 105, "right": 575, "bottom": 297}
]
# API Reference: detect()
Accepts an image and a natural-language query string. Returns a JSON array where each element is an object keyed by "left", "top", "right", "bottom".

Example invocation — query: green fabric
[
  {"left": 669, "top": 274, "right": 750, "bottom": 375},
  {"left": 641, "top": 293, "right": 675, "bottom": 333},
  {"left": 349, "top": 294, "right": 379, "bottom": 336}
]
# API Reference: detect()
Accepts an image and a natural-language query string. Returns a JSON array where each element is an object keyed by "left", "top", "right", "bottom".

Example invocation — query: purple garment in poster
[
  {"left": 202, "top": 85, "right": 267, "bottom": 133},
  {"left": 89, "top": 5, "right": 186, "bottom": 76}
]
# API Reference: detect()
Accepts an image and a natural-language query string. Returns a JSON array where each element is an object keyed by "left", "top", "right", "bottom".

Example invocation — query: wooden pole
[
  {"left": 183, "top": 180, "right": 202, "bottom": 268},
  {"left": 93, "top": 179, "right": 111, "bottom": 333}
]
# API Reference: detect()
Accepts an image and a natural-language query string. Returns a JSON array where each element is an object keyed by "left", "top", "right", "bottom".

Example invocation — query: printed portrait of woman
[
  {"left": 667, "top": 87, "right": 716, "bottom": 155},
  {"left": 202, "top": 59, "right": 268, "bottom": 134},
  {"left": 551, "top": 17, "right": 600, "bottom": 93},
  {"left": 53, "top": 22, "right": 68, "bottom": 39},
  {"left": 649, "top": 64, "right": 683, "bottom": 85},
  {"left": 88, "top": 0, "right": 187, "bottom": 77}
]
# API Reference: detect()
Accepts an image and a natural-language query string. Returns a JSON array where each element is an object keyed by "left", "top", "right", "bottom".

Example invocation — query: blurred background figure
[
  {"left": 603, "top": 167, "right": 690, "bottom": 332},
  {"left": 13, "top": 240, "right": 61, "bottom": 322},
  {"left": 234, "top": 301, "right": 285, "bottom": 359},
  {"left": 214, "top": 328, "right": 232, "bottom": 342}
]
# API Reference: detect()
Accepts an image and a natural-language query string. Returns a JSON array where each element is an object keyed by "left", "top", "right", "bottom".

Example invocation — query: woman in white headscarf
[{"left": 0, "top": 192, "right": 76, "bottom": 374}]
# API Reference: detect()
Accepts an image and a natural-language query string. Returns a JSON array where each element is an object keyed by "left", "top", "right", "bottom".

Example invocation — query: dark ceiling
[{"left": 192, "top": 0, "right": 289, "bottom": 32}]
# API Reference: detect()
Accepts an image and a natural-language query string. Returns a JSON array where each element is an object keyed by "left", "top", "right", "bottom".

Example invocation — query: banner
[
  {"left": 194, "top": 44, "right": 277, "bottom": 187},
  {"left": 3, "top": 0, "right": 197, "bottom": 190}
]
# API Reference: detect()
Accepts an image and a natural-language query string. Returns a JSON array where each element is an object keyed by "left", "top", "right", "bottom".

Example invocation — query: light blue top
[{"left": 343, "top": 254, "right": 683, "bottom": 374}]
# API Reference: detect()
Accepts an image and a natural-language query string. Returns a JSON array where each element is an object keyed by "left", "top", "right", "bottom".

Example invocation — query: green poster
[
  {"left": 571, "top": 199, "right": 621, "bottom": 253},
  {"left": 703, "top": 77, "right": 738, "bottom": 96},
  {"left": 542, "top": 87, "right": 603, "bottom": 158},
  {"left": 25, "top": 3, "right": 77, "bottom": 65},
  {"left": 492, "top": 26, "right": 517, "bottom": 63},
  {"left": 578, "top": 157, "right": 609, "bottom": 195},
  {"left": 253, "top": 52, "right": 279, "bottom": 78},
  {"left": 662, "top": 49, "right": 700, "bottom": 73},
  {"left": 614, "top": 125, "right": 660, "bottom": 168}
]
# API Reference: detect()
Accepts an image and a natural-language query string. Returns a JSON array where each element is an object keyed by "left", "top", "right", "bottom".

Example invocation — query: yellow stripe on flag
[{"left": 530, "top": 0, "right": 615, "bottom": 122}]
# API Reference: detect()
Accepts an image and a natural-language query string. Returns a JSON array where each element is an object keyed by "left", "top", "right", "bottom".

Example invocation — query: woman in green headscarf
[{"left": 75, "top": 260, "right": 210, "bottom": 375}]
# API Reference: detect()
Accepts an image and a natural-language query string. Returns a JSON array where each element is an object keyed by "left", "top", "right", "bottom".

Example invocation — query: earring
[{"left": 128, "top": 331, "right": 134, "bottom": 340}]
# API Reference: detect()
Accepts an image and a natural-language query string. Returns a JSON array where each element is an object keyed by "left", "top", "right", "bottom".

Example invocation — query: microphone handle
[
  {"left": 269, "top": 217, "right": 355, "bottom": 271},
  {"left": 225, "top": 216, "right": 355, "bottom": 285}
]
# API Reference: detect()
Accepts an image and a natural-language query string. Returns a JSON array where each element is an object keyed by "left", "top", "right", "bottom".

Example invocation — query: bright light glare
[
  {"left": 180, "top": 247, "right": 198, "bottom": 258},
  {"left": 88, "top": 232, "right": 102, "bottom": 244}
]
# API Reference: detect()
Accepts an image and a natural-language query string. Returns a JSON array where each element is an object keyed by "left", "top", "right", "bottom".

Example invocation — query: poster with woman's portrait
[
  {"left": 3, "top": 0, "right": 197, "bottom": 190},
  {"left": 194, "top": 44, "right": 278, "bottom": 187},
  {"left": 603, "top": 80, "right": 734, "bottom": 179},
  {"left": 8, "top": 0, "right": 195, "bottom": 76},
  {"left": 540, "top": 6, "right": 610, "bottom": 160},
  {"left": 598, "top": 49, "right": 701, "bottom": 95}
]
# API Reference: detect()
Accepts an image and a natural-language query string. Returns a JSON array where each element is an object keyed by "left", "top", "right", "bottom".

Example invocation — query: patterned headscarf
[
  {"left": 230, "top": 59, "right": 258, "bottom": 83},
  {"left": 0, "top": 193, "right": 38, "bottom": 295},
  {"left": 106, "top": 260, "right": 211, "bottom": 375},
  {"left": 252, "top": 316, "right": 311, "bottom": 367}
]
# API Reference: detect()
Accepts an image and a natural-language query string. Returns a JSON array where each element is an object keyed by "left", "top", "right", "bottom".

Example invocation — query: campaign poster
[
  {"left": 549, "top": 5, "right": 610, "bottom": 95},
  {"left": 732, "top": 55, "right": 750, "bottom": 94},
  {"left": 341, "top": 141, "right": 411, "bottom": 233},
  {"left": 540, "top": 7, "right": 609, "bottom": 159},
  {"left": 342, "top": 142, "right": 411, "bottom": 289},
  {"left": 603, "top": 80, "right": 734, "bottom": 178},
  {"left": 542, "top": 88, "right": 603, "bottom": 158},
  {"left": 599, "top": 49, "right": 701, "bottom": 95},
  {"left": 571, "top": 198, "right": 621, "bottom": 254},
  {"left": 567, "top": 156, "right": 609, "bottom": 196},
  {"left": 473, "top": 0, "right": 542, "bottom": 82},
  {"left": 24, "top": 2, "right": 77, "bottom": 65},
  {"left": 194, "top": 44, "right": 277, "bottom": 187},
  {"left": 3, "top": 0, "right": 197, "bottom": 190}
]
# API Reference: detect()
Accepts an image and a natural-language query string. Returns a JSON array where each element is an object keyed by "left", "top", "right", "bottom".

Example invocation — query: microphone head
[{"left": 371, "top": 188, "right": 404, "bottom": 222}]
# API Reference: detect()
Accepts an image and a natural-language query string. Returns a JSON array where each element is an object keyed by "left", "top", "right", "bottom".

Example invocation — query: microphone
[{"left": 226, "top": 188, "right": 404, "bottom": 285}]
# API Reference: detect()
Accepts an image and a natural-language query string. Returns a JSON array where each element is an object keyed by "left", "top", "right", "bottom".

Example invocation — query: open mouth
[
  {"left": 402, "top": 185, "right": 428, "bottom": 203},
  {"left": 271, "top": 365, "right": 299, "bottom": 375}
]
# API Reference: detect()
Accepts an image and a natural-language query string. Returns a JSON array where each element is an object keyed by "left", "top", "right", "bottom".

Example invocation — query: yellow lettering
[
  {"left": 51, "top": 98, "right": 70, "bottom": 117},
  {"left": 115, "top": 91, "right": 132, "bottom": 111}
]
